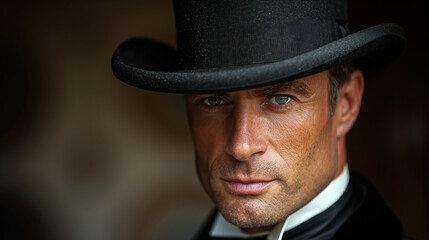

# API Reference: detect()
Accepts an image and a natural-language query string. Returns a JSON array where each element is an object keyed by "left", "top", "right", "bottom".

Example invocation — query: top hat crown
[
  {"left": 112, "top": 0, "right": 406, "bottom": 93},
  {"left": 174, "top": 0, "right": 349, "bottom": 70}
]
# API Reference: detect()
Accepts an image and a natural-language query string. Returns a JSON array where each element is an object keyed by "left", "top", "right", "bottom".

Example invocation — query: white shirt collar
[{"left": 210, "top": 165, "right": 350, "bottom": 240}]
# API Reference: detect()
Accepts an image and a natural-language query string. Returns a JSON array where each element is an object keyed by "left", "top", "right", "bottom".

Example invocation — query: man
[{"left": 112, "top": 0, "right": 406, "bottom": 239}]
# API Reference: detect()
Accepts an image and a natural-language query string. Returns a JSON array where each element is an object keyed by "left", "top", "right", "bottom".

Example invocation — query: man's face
[{"left": 185, "top": 71, "right": 341, "bottom": 231}]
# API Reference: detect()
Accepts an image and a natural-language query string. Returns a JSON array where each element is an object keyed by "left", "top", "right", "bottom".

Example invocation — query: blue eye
[
  {"left": 271, "top": 95, "right": 291, "bottom": 105},
  {"left": 203, "top": 96, "right": 224, "bottom": 106}
]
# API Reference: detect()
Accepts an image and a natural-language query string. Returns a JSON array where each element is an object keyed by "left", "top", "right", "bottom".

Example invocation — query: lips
[{"left": 223, "top": 179, "right": 273, "bottom": 195}]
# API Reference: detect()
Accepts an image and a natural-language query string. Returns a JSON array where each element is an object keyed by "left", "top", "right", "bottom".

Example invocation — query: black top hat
[{"left": 112, "top": 0, "right": 406, "bottom": 93}]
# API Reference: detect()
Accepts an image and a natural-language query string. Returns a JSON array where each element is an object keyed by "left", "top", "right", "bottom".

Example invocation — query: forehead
[{"left": 251, "top": 78, "right": 313, "bottom": 98}]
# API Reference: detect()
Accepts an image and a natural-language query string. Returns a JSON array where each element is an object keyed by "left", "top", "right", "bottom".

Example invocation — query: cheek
[
  {"left": 268, "top": 106, "right": 336, "bottom": 181},
  {"left": 269, "top": 111, "right": 314, "bottom": 160},
  {"left": 188, "top": 115, "right": 226, "bottom": 195},
  {"left": 190, "top": 117, "right": 226, "bottom": 162}
]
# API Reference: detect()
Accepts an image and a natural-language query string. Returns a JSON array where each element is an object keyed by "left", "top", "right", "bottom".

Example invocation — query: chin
[
  {"left": 222, "top": 210, "right": 282, "bottom": 231},
  {"left": 217, "top": 197, "right": 283, "bottom": 229}
]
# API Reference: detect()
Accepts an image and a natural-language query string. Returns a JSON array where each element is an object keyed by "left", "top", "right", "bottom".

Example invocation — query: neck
[{"left": 335, "top": 136, "right": 347, "bottom": 178}]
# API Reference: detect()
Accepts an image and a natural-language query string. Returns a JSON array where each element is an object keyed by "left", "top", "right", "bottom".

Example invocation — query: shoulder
[{"left": 333, "top": 172, "right": 403, "bottom": 239}]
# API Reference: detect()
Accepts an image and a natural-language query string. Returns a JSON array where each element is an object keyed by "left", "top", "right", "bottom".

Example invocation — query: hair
[{"left": 327, "top": 62, "right": 355, "bottom": 115}]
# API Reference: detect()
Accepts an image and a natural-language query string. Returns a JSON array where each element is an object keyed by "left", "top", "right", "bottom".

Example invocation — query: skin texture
[{"left": 185, "top": 70, "right": 364, "bottom": 233}]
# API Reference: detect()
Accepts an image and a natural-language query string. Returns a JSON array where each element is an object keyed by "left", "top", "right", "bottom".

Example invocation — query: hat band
[{"left": 177, "top": 19, "right": 348, "bottom": 70}]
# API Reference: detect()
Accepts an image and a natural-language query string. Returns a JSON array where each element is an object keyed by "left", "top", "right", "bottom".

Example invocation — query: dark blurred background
[{"left": 0, "top": 0, "right": 427, "bottom": 239}]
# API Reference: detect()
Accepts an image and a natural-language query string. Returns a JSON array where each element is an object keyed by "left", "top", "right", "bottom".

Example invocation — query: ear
[{"left": 335, "top": 69, "right": 364, "bottom": 138}]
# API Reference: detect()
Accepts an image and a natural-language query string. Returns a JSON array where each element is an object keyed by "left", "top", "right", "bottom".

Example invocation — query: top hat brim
[{"left": 112, "top": 24, "right": 406, "bottom": 94}]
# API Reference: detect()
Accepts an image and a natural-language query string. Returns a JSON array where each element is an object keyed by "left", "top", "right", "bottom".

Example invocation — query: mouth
[{"left": 223, "top": 179, "right": 274, "bottom": 195}]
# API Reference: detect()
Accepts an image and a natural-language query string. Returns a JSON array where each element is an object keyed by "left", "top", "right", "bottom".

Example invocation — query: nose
[{"left": 225, "top": 104, "right": 267, "bottom": 161}]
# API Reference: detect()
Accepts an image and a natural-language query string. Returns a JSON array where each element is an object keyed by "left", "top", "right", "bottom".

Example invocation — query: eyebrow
[
  {"left": 185, "top": 79, "right": 312, "bottom": 101},
  {"left": 252, "top": 80, "right": 312, "bottom": 97}
]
